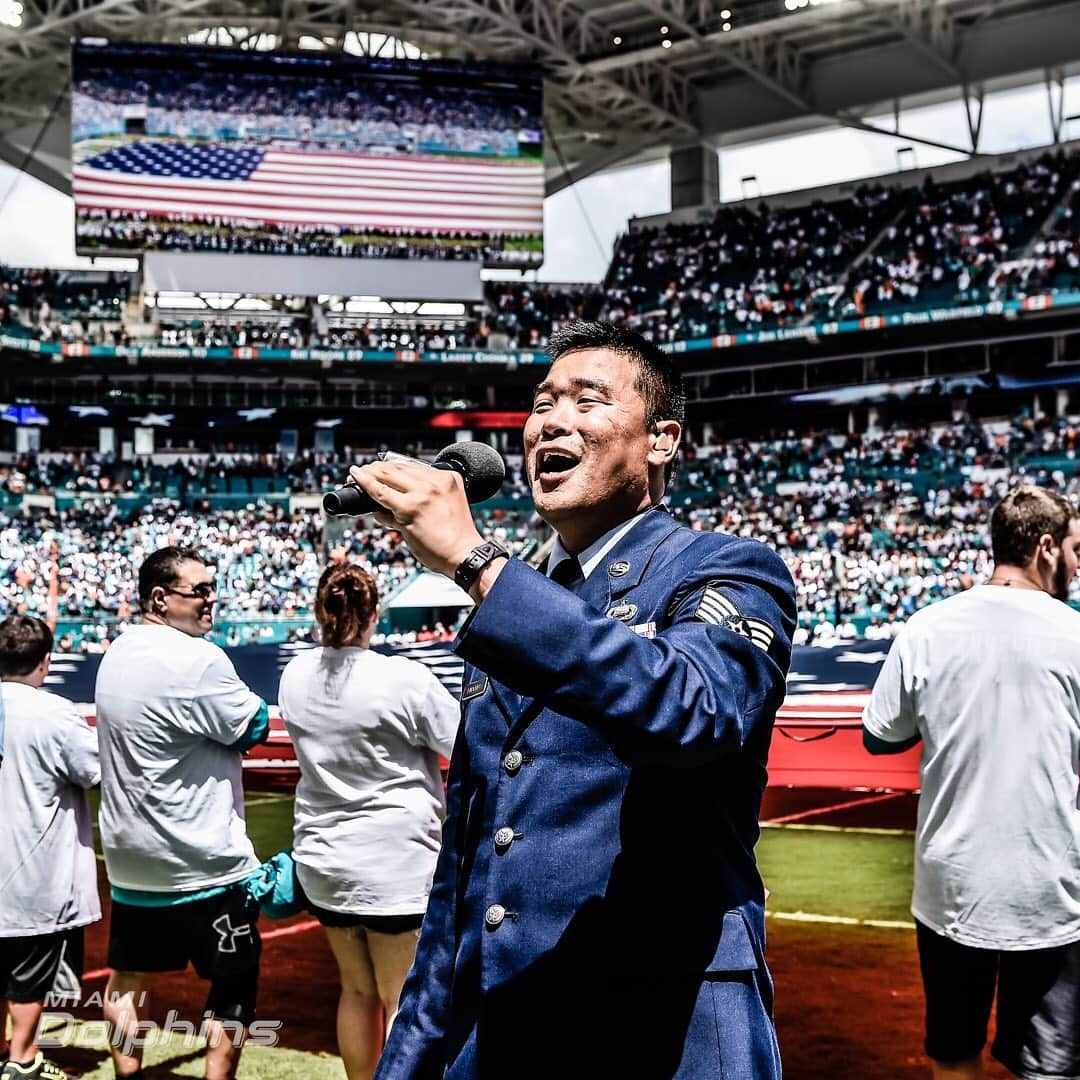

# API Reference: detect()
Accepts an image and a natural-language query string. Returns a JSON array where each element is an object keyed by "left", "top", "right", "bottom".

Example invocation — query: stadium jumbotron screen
[{"left": 71, "top": 40, "right": 544, "bottom": 267}]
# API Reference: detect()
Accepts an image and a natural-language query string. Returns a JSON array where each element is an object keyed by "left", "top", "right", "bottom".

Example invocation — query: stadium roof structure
[{"left": 0, "top": 0, "right": 1078, "bottom": 200}]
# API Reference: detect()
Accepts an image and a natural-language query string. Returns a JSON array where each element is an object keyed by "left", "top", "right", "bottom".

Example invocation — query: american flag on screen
[{"left": 72, "top": 142, "right": 544, "bottom": 236}]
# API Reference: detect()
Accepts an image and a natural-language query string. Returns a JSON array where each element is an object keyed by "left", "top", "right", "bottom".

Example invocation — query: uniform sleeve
[
  {"left": 862, "top": 631, "right": 920, "bottom": 744},
  {"left": 455, "top": 538, "right": 796, "bottom": 766},
  {"left": 58, "top": 708, "right": 100, "bottom": 789},
  {"left": 187, "top": 646, "right": 263, "bottom": 747},
  {"left": 374, "top": 702, "right": 468, "bottom": 1080},
  {"left": 405, "top": 665, "right": 460, "bottom": 759}
]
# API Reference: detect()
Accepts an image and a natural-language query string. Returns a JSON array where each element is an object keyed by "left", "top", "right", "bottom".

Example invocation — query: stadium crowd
[
  {"left": 13, "top": 149, "right": 1080, "bottom": 351},
  {"left": 1, "top": 265, "right": 130, "bottom": 340},
  {"left": 602, "top": 185, "right": 903, "bottom": 342},
  {"left": 1, "top": 449, "right": 409, "bottom": 499},
  {"left": 840, "top": 150, "right": 1079, "bottom": 318},
  {"left": 2, "top": 411, "right": 1080, "bottom": 649}
]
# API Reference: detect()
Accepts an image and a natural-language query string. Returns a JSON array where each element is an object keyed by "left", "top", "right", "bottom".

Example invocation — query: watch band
[{"left": 454, "top": 540, "right": 510, "bottom": 592}]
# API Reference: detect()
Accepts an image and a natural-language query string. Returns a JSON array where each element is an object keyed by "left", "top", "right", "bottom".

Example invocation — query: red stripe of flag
[{"left": 74, "top": 150, "right": 544, "bottom": 236}]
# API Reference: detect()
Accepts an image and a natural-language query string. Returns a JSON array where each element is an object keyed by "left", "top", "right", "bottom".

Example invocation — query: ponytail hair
[{"left": 315, "top": 563, "right": 379, "bottom": 647}]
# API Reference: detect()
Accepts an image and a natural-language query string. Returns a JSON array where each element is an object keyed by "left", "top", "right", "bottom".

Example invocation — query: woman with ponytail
[{"left": 278, "top": 562, "right": 459, "bottom": 1080}]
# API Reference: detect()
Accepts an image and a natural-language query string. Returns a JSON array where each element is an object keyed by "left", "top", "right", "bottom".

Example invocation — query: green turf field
[
  {"left": 93, "top": 792, "right": 916, "bottom": 925},
  {"left": 758, "top": 826, "right": 915, "bottom": 926}
]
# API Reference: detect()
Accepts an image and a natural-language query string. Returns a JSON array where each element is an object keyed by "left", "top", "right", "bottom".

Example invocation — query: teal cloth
[
  {"left": 111, "top": 882, "right": 228, "bottom": 907},
  {"left": 242, "top": 849, "right": 306, "bottom": 918},
  {"left": 229, "top": 699, "right": 270, "bottom": 752}
]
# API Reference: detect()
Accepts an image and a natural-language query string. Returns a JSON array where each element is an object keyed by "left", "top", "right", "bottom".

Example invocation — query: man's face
[
  {"left": 1050, "top": 518, "right": 1080, "bottom": 601},
  {"left": 155, "top": 560, "right": 217, "bottom": 636},
  {"left": 523, "top": 348, "right": 655, "bottom": 533}
]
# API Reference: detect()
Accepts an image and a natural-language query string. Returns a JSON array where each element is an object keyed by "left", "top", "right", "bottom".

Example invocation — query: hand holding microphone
[{"left": 333, "top": 442, "right": 507, "bottom": 585}]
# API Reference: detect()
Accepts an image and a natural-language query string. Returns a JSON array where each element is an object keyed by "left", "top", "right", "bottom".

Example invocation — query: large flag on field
[
  {"left": 73, "top": 142, "right": 545, "bottom": 236},
  {"left": 49, "top": 639, "right": 887, "bottom": 715}
]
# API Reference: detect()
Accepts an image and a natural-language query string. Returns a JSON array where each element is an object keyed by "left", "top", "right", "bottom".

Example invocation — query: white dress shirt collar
[{"left": 547, "top": 509, "right": 653, "bottom": 581}]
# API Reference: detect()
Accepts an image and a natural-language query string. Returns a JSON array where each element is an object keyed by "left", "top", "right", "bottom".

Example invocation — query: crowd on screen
[
  {"left": 2, "top": 412, "right": 1080, "bottom": 648},
  {"left": 74, "top": 73, "right": 541, "bottom": 156},
  {"left": 74, "top": 211, "right": 527, "bottom": 262}
]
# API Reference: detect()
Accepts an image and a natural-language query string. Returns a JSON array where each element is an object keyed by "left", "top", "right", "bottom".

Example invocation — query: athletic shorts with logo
[{"left": 108, "top": 887, "right": 261, "bottom": 1024}]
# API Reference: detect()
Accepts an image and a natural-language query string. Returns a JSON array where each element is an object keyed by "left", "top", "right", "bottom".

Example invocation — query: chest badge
[
  {"left": 608, "top": 560, "right": 631, "bottom": 578},
  {"left": 461, "top": 677, "right": 489, "bottom": 702},
  {"left": 606, "top": 601, "right": 638, "bottom": 622}
]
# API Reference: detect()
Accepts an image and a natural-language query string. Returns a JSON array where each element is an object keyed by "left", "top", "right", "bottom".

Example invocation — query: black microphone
[{"left": 322, "top": 442, "right": 506, "bottom": 516}]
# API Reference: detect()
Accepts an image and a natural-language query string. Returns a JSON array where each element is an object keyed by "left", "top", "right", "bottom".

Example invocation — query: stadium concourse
[{"left": 4, "top": 144, "right": 1079, "bottom": 356}]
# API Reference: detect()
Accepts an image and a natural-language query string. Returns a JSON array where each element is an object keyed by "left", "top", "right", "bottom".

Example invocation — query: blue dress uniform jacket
[{"left": 375, "top": 509, "right": 796, "bottom": 1080}]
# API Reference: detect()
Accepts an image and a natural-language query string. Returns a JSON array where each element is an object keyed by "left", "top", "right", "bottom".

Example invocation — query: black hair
[
  {"left": 137, "top": 546, "right": 210, "bottom": 613},
  {"left": 547, "top": 320, "right": 686, "bottom": 486},
  {"left": 0, "top": 614, "right": 53, "bottom": 678}
]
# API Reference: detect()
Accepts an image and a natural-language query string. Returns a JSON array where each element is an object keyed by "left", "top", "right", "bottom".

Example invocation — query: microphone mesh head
[{"left": 434, "top": 442, "right": 506, "bottom": 502}]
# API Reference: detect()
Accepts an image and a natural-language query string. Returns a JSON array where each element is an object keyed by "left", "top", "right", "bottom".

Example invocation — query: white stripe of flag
[{"left": 74, "top": 150, "right": 544, "bottom": 237}]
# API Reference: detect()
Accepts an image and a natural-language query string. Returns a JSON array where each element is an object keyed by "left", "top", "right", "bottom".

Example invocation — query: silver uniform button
[
  {"left": 503, "top": 750, "right": 523, "bottom": 773},
  {"left": 493, "top": 826, "right": 515, "bottom": 849},
  {"left": 484, "top": 904, "right": 506, "bottom": 928}
]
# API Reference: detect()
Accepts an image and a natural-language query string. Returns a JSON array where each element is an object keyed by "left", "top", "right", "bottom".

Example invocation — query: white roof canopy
[{"left": 386, "top": 571, "right": 474, "bottom": 610}]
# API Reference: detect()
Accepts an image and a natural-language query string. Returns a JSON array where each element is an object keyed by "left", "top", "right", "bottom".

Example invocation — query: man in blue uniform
[{"left": 351, "top": 321, "right": 796, "bottom": 1079}]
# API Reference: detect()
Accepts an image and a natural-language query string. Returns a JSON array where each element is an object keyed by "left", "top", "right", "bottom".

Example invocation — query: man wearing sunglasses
[{"left": 95, "top": 547, "right": 270, "bottom": 1080}]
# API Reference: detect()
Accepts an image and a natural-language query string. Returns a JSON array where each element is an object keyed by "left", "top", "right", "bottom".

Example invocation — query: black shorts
[
  {"left": 309, "top": 904, "right": 423, "bottom": 934},
  {"left": 917, "top": 919, "right": 1080, "bottom": 1078},
  {"left": 108, "top": 887, "right": 261, "bottom": 1025},
  {"left": 0, "top": 928, "right": 84, "bottom": 1004}
]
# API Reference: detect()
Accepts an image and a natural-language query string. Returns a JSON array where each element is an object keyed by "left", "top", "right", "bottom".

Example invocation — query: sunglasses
[{"left": 164, "top": 583, "right": 217, "bottom": 600}]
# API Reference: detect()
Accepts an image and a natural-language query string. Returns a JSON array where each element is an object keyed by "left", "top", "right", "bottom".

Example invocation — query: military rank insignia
[{"left": 694, "top": 586, "right": 775, "bottom": 651}]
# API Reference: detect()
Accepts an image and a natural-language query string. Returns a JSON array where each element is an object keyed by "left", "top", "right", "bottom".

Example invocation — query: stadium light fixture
[
  {"left": 660, "top": 25, "right": 669, "bottom": 34},
  {"left": 722, "top": 22, "right": 732, "bottom": 31},
  {"left": 721, "top": 8, "right": 731, "bottom": 17},
  {"left": 613, "top": 35, "right": 622, "bottom": 45},
  {"left": 662, "top": 39, "right": 672, "bottom": 48},
  {"left": 0, "top": 0, "right": 23, "bottom": 28}
]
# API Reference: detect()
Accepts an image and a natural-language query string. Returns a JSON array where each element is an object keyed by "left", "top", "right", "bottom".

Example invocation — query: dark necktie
[{"left": 549, "top": 555, "right": 584, "bottom": 592}]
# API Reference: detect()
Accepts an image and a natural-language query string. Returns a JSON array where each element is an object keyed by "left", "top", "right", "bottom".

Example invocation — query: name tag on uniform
[
  {"left": 462, "top": 677, "right": 489, "bottom": 702},
  {"left": 631, "top": 622, "right": 657, "bottom": 638}
]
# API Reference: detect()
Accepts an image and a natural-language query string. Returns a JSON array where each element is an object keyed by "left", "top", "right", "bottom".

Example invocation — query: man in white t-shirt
[
  {"left": 0, "top": 615, "right": 100, "bottom": 1080},
  {"left": 95, "top": 547, "right": 269, "bottom": 1080},
  {"left": 864, "top": 485, "right": 1080, "bottom": 1080}
]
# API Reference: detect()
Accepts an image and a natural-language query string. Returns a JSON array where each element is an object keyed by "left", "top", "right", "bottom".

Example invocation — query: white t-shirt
[
  {"left": 278, "top": 646, "right": 459, "bottom": 915},
  {"left": 95, "top": 624, "right": 263, "bottom": 893},
  {"left": 0, "top": 681, "right": 101, "bottom": 937},
  {"left": 864, "top": 585, "right": 1080, "bottom": 950}
]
